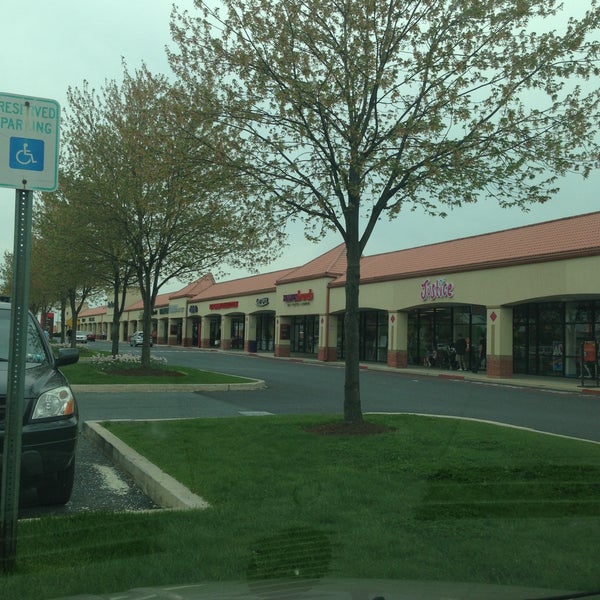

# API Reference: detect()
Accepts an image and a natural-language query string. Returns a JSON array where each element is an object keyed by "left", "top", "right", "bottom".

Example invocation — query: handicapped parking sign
[
  {"left": 9, "top": 137, "right": 44, "bottom": 172},
  {"left": 0, "top": 91, "right": 59, "bottom": 191}
]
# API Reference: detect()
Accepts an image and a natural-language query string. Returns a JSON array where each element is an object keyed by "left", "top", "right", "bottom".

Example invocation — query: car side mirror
[{"left": 55, "top": 347, "right": 80, "bottom": 367}]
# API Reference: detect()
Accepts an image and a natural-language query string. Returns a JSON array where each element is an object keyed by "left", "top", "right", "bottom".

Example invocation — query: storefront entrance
[
  {"left": 290, "top": 315, "right": 319, "bottom": 355},
  {"left": 513, "top": 300, "right": 600, "bottom": 378},
  {"left": 407, "top": 305, "right": 487, "bottom": 370},
  {"left": 256, "top": 314, "right": 275, "bottom": 351},
  {"left": 336, "top": 310, "right": 388, "bottom": 363},
  {"left": 209, "top": 318, "right": 221, "bottom": 347},
  {"left": 231, "top": 318, "right": 245, "bottom": 349}
]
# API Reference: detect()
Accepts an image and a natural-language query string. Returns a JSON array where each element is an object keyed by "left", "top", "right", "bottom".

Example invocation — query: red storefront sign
[{"left": 209, "top": 301, "right": 239, "bottom": 311}]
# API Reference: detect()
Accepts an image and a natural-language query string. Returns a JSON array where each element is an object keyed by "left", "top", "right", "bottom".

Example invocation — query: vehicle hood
[
  {"left": 51, "top": 578, "right": 589, "bottom": 600},
  {"left": 0, "top": 362, "right": 67, "bottom": 400}
]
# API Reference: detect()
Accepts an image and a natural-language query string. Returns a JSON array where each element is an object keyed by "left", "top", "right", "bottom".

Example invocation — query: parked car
[
  {"left": 0, "top": 301, "right": 80, "bottom": 505},
  {"left": 75, "top": 331, "right": 88, "bottom": 343},
  {"left": 86, "top": 333, "right": 96, "bottom": 342},
  {"left": 130, "top": 331, "right": 153, "bottom": 347}
]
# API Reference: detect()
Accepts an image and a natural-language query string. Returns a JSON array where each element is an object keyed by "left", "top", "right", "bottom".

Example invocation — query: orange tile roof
[
  {"left": 170, "top": 273, "right": 215, "bottom": 299},
  {"left": 276, "top": 244, "right": 347, "bottom": 284},
  {"left": 79, "top": 306, "right": 107, "bottom": 317},
  {"left": 126, "top": 291, "right": 172, "bottom": 312},
  {"left": 332, "top": 211, "right": 600, "bottom": 286},
  {"left": 190, "top": 267, "right": 298, "bottom": 302}
]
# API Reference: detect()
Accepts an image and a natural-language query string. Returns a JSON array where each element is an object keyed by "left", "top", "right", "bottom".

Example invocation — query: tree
[
  {"left": 169, "top": 0, "right": 600, "bottom": 422},
  {"left": 34, "top": 186, "right": 99, "bottom": 347},
  {"left": 64, "top": 63, "right": 283, "bottom": 367},
  {"left": 45, "top": 169, "right": 135, "bottom": 355},
  {"left": 0, "top": 252, "right": 13, "bottom": 299}
]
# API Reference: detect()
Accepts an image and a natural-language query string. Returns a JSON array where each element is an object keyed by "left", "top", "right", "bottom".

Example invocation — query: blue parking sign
[{"left": 9, "top": 137, "right": 45, "bottom": 172}]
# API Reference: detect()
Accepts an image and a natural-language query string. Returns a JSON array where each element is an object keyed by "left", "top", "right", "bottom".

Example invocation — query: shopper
[{"left": 455, "top": 334, "right": 467, "bottom": 371}]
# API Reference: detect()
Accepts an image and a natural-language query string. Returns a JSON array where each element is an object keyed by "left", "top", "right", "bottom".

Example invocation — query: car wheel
[{"left": 37, "top": 462, "right": 75, "bottom": 505}]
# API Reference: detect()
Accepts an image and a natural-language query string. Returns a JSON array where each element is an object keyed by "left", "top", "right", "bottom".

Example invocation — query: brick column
[
  {"left": 220, "top": 315, "right": 232, "bottom": 350},
  {"left": 486, "top": 307, "right": 513, "bottom": 378},
  {"left": 318, "top": 314, "right": 338, "bottom": 361},
  {"left": 200, "top": 316, "right": 211, "bottom": 349},
  {"left": 387, "top": 311, "right": 408, "bottom": 368}
]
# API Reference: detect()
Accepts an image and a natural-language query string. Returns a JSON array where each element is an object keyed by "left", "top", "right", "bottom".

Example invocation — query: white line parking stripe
[{"left": 91, "top": 464, "right": 131, "bottom": 495}]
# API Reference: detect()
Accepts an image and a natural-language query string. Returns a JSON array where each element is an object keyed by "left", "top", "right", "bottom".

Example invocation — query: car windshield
[
  {"left": 3, "top": 2, "right": 600, "bottom": 600},
  {"left": 0, "top": 309, "right": 49, "bottom": 365}
]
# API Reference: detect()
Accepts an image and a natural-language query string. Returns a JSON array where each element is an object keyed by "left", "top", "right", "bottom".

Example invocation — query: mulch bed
[{"left": 303, "top": 421, "right": 396, "bottom": 436}]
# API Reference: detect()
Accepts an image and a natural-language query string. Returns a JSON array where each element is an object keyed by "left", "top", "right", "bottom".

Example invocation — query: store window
[
  {"left": 231, "top": 318, "right": 245, "bottom": 349},
  {"left": 209, "top": 318, "right": 221, "bottom": 347},
  {"left": 565, "top": 301, "right": 599, "bottom": 379},
  {"left": 361, "top": 311, "right": 388, "bottom": 362},
  {"left": 407, "top": 305, "right": 486, "bottom": 369},
  {"left": 512, "top": 301, "right": 600, "bottom": 378},
  {"left": 290, "top": 315, "right": 319, "bottom": 354},
  {"left": 336, "top": 310, "right": 388, "bottom": 363},
  {"left": 256, "top": 315, "right": 275, "bottom": 351}
]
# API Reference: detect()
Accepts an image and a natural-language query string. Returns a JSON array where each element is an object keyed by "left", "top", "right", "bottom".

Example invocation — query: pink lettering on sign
[
  {"left": 420, "top": 278, "right": 454, "bottom": 302},
  {"left": 283, "top": 289, "right": 314, "bottom": 303}
]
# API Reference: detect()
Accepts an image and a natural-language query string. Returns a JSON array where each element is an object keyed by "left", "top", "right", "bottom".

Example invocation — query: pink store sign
[{"left": 420, "top": 278, "right": 454, "bottom": 302}]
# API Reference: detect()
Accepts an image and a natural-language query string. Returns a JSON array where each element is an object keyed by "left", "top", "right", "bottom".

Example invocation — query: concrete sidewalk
[
  {"left": 247, "top": 350, "right": 600, "bottom": 396},
  {"left": 360, "top": 363, "right": 600, "bottom": 395}
]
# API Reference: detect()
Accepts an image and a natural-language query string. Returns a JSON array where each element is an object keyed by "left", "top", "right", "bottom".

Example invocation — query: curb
[
  {"left": 84, "top": 421, "right": 210, "bottom": 511},
  {"left": 72, "top": 379, "right": 266, "bottom": 393}
]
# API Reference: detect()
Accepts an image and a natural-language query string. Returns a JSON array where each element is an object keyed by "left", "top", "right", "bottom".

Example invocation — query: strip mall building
[{"left": 79, "top": 212, "right": 600, "bottom": 379}]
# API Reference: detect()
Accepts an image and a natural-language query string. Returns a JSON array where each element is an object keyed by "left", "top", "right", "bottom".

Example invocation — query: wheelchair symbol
[
  {"left": 9, "top": 137, "right": 44, "bottom": 172},
  {"left": 15, "top": 143, "right": 37, "bottom": 166}
]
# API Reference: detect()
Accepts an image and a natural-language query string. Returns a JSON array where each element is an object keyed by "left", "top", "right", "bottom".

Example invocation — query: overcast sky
[{"left": 1, "top": 1, "right": 597, "bottom": 287}]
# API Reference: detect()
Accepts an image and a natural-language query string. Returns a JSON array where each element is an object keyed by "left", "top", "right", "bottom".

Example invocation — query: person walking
[
  {"left": 479, "top": 337, "right": 486, "bottom": 371},
  {"left": 455, "top": 334, "right": 467, "bottom": 371}
]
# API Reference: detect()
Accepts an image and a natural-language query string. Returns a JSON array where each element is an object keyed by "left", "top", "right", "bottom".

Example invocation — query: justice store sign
[{"left": 420, "top": 278, "right": 454, "bottom": 302}]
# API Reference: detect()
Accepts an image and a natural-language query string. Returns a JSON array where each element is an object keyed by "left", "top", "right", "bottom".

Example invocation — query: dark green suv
[{"left": 0, "top": 302, "right": 80, "bottom": 505}]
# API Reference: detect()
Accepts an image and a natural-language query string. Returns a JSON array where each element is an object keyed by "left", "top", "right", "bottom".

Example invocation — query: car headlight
[{"left": 32, "top": 386, "right": 76, "bottom": 420}]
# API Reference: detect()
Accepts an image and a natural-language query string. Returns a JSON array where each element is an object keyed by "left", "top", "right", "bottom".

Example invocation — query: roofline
[
  {"left": 276, "top": 272, "right": 343, "bottom": 285},
  {"left": 329, "top": 247, "right": 600, "bottom": 287},
  {"left": 190, "top": 286, "right": 277, "bottom": 303}
]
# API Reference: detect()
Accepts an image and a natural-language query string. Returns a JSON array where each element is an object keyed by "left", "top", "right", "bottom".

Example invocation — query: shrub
[{"left": 89, "top": 353, "right": 168, "bottom": 372}]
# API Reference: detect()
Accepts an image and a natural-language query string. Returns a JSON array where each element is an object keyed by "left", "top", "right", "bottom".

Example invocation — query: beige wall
[{"left": 329, "top": 256, "right": 598, "bottom": 313}]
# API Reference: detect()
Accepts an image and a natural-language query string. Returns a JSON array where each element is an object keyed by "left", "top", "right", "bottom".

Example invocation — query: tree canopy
[
  {"left": 61, "top": 63, "right": 283, "bottom": 364},
  {"left": 169, "top": 0, "right": 600, "bottom": 421}
]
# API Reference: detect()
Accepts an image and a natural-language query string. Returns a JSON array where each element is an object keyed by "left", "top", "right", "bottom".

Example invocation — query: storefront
[
  {"left": 336, "top": 310, "right": 389, "bottom": 363},
  {"left": 290, "top": 315, "right": 319, "bottom": 355},
  {"left": 513, "top": 300, "right": 600, "bottom": 378},
  {"left": 231, "top": 317, "right": 245, "bottom": 350},
  {"left": 209, "top": 316, "right": 221, "bottom": 347},
  {"left": 407, "top": 305, "right": 486, "bottom": 369},
  {"left": 81, "top": 211, "right": 600, "bottom": 380},
  {"left": 256, "top": 314, "right": 275, "bottom": 351}
]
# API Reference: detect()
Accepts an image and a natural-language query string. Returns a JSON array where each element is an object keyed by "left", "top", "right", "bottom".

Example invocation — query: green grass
[
  {"left": 59, "top": 361, "right": 254, "bottom": 385},
  {"left": 4, "top": 414, "right": 600, "bottom": 599}
]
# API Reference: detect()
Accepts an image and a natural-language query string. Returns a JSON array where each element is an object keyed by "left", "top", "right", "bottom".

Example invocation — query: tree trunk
[
  {"left": 343, "top": 204, "right": 363, "bottom": 423},
  {"left": 110, "top": 320, "right": 120, "bottom": 356},
  {"left": 110, "top": 284, "right": 121, "bottom": 356}
]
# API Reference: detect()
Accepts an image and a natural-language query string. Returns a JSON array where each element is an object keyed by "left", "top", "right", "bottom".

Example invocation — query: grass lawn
[
  {"left": 59, "top": 360, "right": 254, "bottom": 385},
  {"left": 4, "top": 414, "right": 600, "bottom": 599}
]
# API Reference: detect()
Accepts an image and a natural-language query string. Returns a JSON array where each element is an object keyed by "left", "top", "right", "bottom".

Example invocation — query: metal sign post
[
  {"left": 0, "top": 189, "right": 33, "bottom": 571},
  {"left": 0, "top": 91, "right": 59, "bottom": 571}
]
